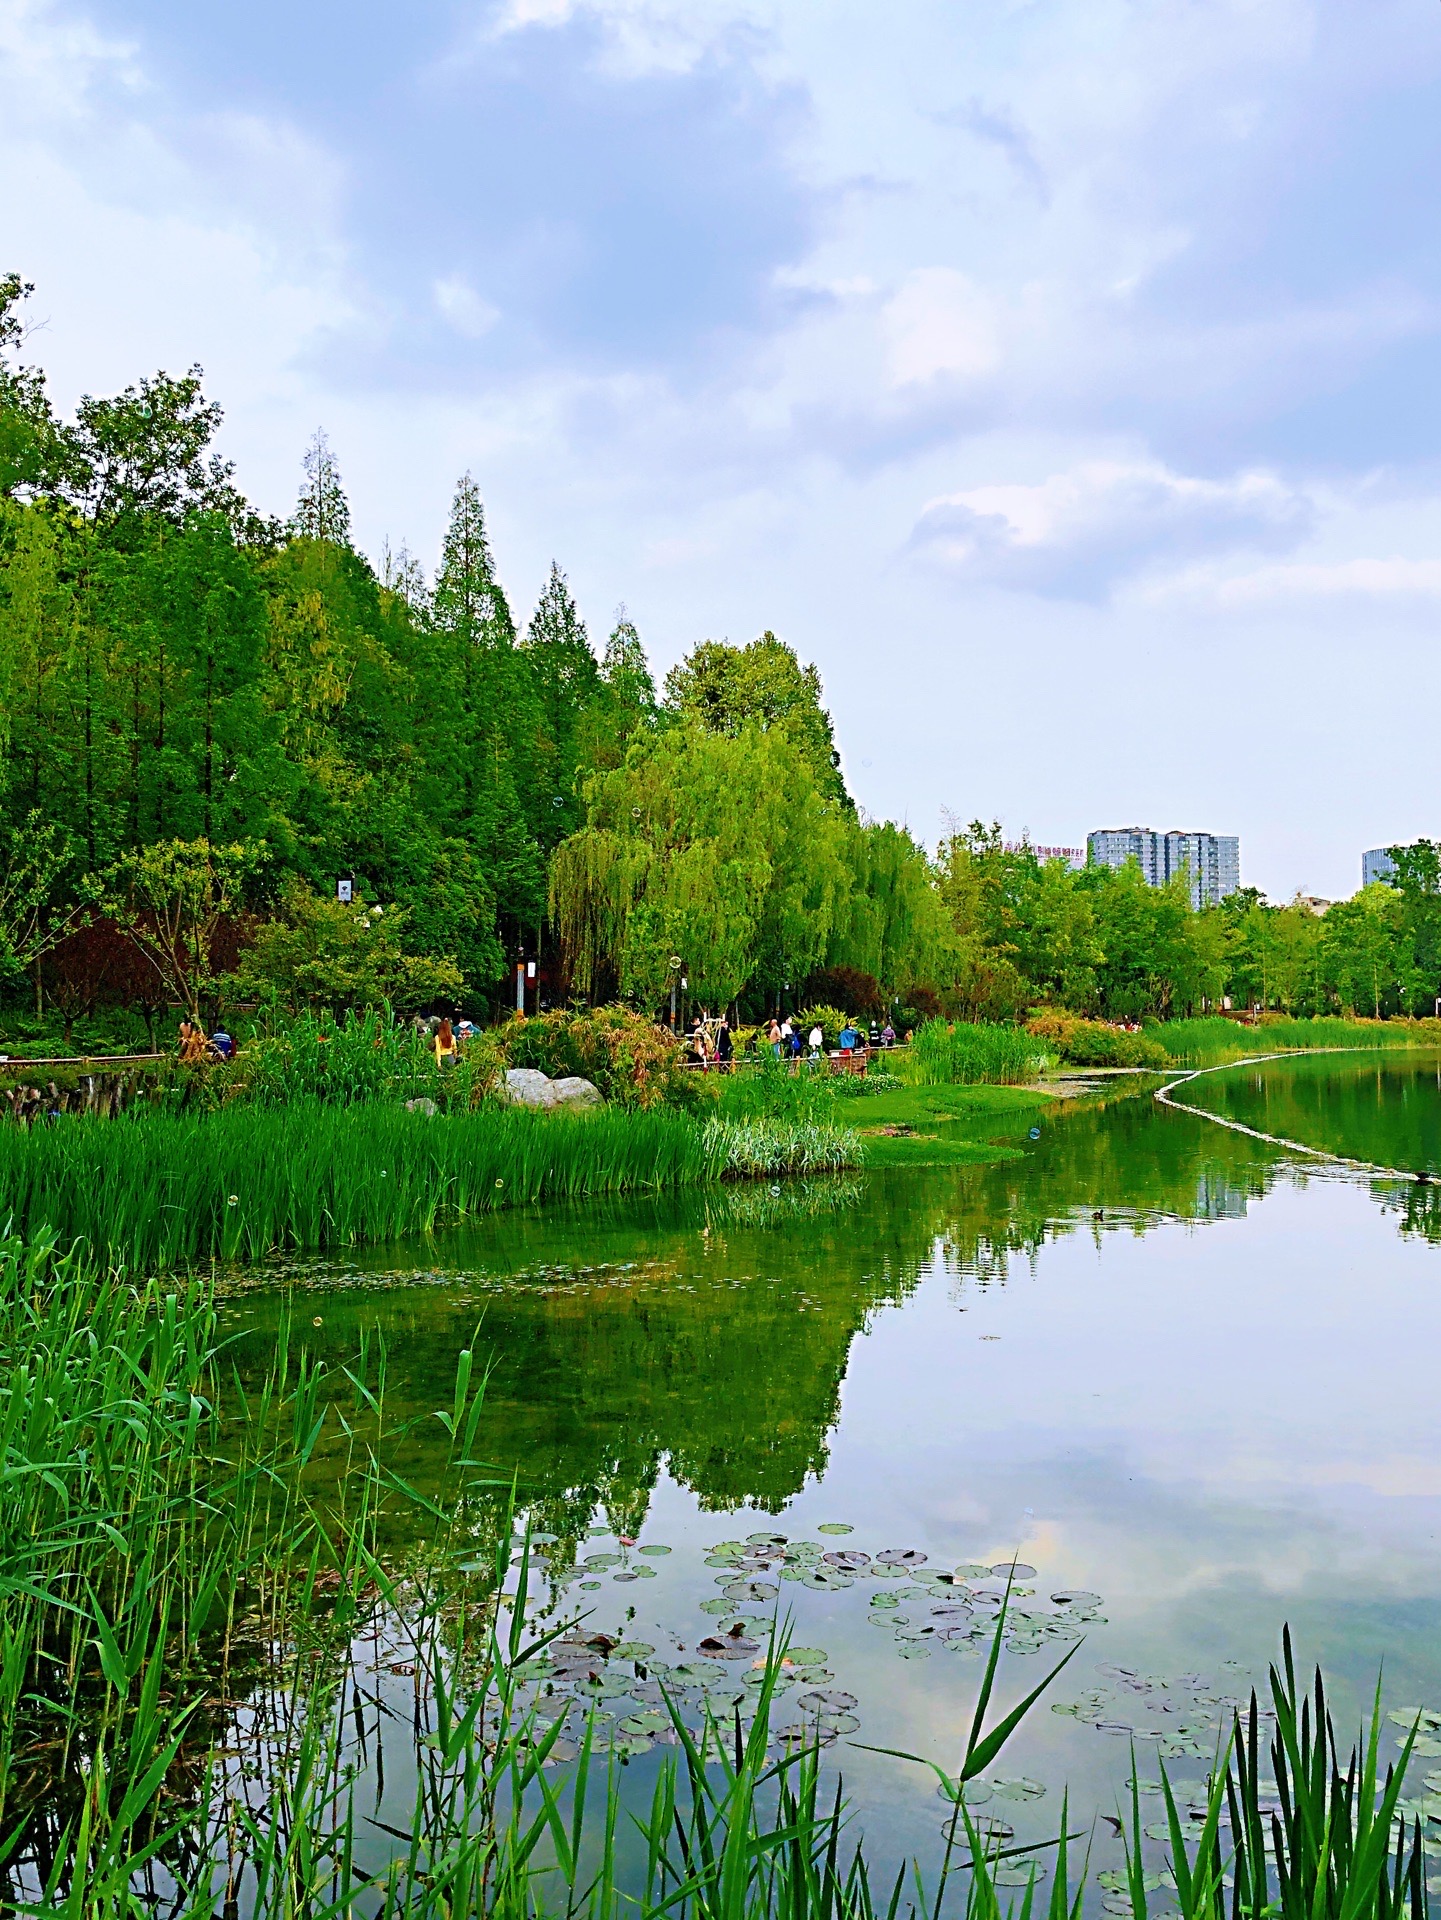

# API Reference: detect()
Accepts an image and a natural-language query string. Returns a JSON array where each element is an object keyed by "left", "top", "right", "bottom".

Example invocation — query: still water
[{"left": 230, "top": 1060, "right": 1441, "bottom": 1870}]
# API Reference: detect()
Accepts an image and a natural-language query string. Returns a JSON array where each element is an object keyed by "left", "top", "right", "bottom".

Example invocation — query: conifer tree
[
  {"left": 432, "top": 473, "right": 514, "bottom": 645},
  {"left": 601, "top": 604, "right": 656, "bottom": 713},
  {"left": 523, "top": 561, "right": 600, "bottom": 847},
  {"left": 292, "top": 429, "right": 350, "bottom": 543}
]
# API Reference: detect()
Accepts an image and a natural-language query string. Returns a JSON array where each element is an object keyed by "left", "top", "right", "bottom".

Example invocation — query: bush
[
  {"left": 801, "top": 966, "right": 884, "bottom": 1019},
  {"left": 1026, "top": 1008, "right": 1167, "bottom": 1069},
  {"left": 793, "top": 1006, "right": 854, "bottom": 1048},
  {"left": 499, "top": 1006, "right": 701, "bottom": 1109}
]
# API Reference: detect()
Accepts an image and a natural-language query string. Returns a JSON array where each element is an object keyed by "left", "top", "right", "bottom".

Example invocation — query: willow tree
[
  {"left": 824, "top": 818, "right": 949, "bottom": 993},
  {"left": 550, "top": 722, "right": 849, "bottom": 1012}
]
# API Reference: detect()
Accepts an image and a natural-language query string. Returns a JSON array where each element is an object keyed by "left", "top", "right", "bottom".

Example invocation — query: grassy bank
[
  {"left": 1154, "top": 1014, "right": 1441, "bottom": 1068},
  {"left": 0, "top": 1100, "right": 860, "bottom": 1271}
]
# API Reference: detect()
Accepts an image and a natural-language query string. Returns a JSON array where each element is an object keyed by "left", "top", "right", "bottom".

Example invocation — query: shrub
[
  {"left": 1026, "top": 1008, "right": 1167, "bottom": 1069},
  {"left": 801, "top": 966, "right": 884, "bottom": 1018},
  {"left": 499, "top": 1006, "right": 700, "bottom": 1109},
  {"left": 793, "top": 1006, "right": 854, "bottom": 1047}
]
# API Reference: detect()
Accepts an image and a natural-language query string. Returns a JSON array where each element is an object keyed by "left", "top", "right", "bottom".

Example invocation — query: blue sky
[{"left": 4, "top": 0, "right": 1440, "bottom": 897}]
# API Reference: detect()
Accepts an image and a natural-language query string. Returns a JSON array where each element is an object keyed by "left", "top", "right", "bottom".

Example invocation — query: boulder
[
  {"left": 501, "top": 1067, "right": 602, "bottom": 1109},
  {"left": 550, "top": 1075, "right": 604, "bottom": 1109},
  {"left": 404, "top": 1096, "right": 439, "bottom": 1116},
  {"left": 502, "top": 1067, "right": 562, "bottom": 1108}
]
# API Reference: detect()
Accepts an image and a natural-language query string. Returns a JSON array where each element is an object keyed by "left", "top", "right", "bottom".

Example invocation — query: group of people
[
  {"left": 177, "top": 1018, "right": 234, "bottom": 1062},
  {"left": 685, "top": 1012, "right": 898, "bottom": 1069}
]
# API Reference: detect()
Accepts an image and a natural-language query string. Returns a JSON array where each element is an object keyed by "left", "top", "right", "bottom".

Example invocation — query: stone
[
  {"left": 404, "top": 1096, "right": 439, "bottom": 1116},
  {"left": 500, "top": 1068, "right": 602, "bottom": 1109},
  {"left": 551, "top": 1075, "right": 604, "bottom": 1108},
  {"left": 502, "top": 1068, "right": 562, "bottom": 1108}
]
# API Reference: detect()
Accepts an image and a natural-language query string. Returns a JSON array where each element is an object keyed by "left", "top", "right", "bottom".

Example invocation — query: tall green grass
[
  {"left": 0, "top": 1100, "right": 864, "bottom": 1272},
  {"left": 0, "top": 1100, "right": 721, "bottom": 1270},
  {"left": 1154, "top": 1016, "right": 1441, "bottom": 1069},
  {"left": 911, "top": 1021, "right": 1051, "bottom": 1087}
]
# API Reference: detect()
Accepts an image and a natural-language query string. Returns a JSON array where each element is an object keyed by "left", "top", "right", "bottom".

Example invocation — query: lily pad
[
  {"left": 785, "top": 1648, "right": 829, "bottom": 1667},
  {"left": 818, "top": 1711, "right": 860, "bottom": 1733},
  {"left": 700, "top": 1597, "right": 736, "bottom": 1614},
  {"left": 799, "top": 1688, "right": 858, "bottom": 1712},
  {"left": 989, "top": 1562, "right": 1037, "bottom": 1580},
  {"left": 953, "top": 1564, "right": 991, "bottom": 1579},
  {"left": 990, "top": 1776, "right": 1046, "bottom": 1801},
  {"left": 620, "top": 1710, "right": 669, "bottom": 1735},
  {"left": 876, "top": 1548, "right": 929, "bottom": 1568},
  {"left": 822, "top": 1550, "right": 871, "bottom": 1571},
  {"left": 639, "top": 1544, "right": 671, "bottom": 1557},
  {"left": 816, "top": 1523, "right": 854, "bottom": 1536},
  {"left": 724, "top": 1580, "right": 778, "bottom": 1603},
  {"left": 937, "top": 1776, "right": 994, "bottom": 1805},
  {"left": 613, "top": 1572, "right": 639, "bottom": 1583},
  {"left": 870, "top": 1593, "right": 900, "bottom": 1611},
  {"left": 1053, "top": 1590, "right": 1102, "bottom": 1608},
  {"left": 802, "top": 1568, "right": 853, "bottom": 1591},
  {"left": 747, "top": 1532, "right": 788, "bottom": 1547},
  {"left": 610, "top": 1641, "right": 655, "bottom": 1660},
  {"left": 583, "top": 1554, "right": 623, "bottom": 1570},
  {"left": 579, "top": 1580, "right": 602, "bottom": 1591}
]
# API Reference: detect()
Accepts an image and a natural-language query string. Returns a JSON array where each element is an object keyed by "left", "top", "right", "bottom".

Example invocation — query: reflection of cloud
[{"left": 910, "top": 459, "right": 1314, "bottom": 600}]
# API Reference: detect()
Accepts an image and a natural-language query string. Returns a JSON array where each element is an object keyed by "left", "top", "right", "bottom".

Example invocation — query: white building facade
[{"left": 1086, "top": 827, "right": 1241, "bottom": 908}]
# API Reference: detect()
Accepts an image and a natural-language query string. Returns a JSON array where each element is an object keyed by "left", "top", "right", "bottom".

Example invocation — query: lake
[{"left": 226, "top": 1054, "right": 1441, "bottom": 1880}]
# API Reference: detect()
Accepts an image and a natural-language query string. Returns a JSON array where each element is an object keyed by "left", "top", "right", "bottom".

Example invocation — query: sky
[{"left": 3, "top": 0, "right": 1440, "bottom": 900}]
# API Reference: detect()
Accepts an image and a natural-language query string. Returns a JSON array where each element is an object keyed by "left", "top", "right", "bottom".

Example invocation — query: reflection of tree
[
  {"left": 1182, "top": 1055, "right": 1441, "bottom": 1184},
  {"left": 225, "top": 1179, "right": 941, "bottom": 1537},
  {"left": 929, "top": 1095, "right": 1275, "bottom": 1291},
  {"left": 222, "top": 1092, "right": 1338, "bottom": 1548}
]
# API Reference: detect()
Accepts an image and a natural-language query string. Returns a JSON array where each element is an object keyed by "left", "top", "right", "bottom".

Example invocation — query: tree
[
  {"left": 581, "top": 606, "right": 659, "bottom": 773},
  {"left": 662, "top": 633, "right": 850, "bottom": 808},
  {"left": 549, "top": 722, "right": 848, "bottom": 1012},
  {"left": 291, "top": 430, "right": 351, "bottom": 545},
  {"left": 431, "top": 473, "right": 513, "bottom": 644},
  {"left": 101, "top": 837, "right": 261, "bottom": 1023},
  {"left": 0, "top": 273, "right": 55, "bottom": 499},
  {"left": 227, "top": 877, "right": 464, "bottom": 1014},
  {"left": 1322, "top": 883, "right": 1412, "bottom": 1018},
  {"left": 1387, "top": 840, "right": 1441, "bottom": 1013},
  {"left": 57, "top": 368, "right": 242, "bottom": 529},
  {"left": 0, "top": 812, "right": 85, "bottom": 1003},
  {"left": 521, "top": 561, "right": 600, "bottom": 845}
]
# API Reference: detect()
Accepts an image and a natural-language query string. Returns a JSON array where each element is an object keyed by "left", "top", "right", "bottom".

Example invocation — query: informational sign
[{"left": 337, "top": 878, "right": 353, "bottom": 903}]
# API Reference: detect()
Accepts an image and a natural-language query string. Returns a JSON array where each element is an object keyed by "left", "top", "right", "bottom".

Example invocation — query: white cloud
[
  {"left": 910, "top": 458, "right": 1315, "bottom": 599},
  {"left": 882, "top": 269, "right": 1001, "bottom": 388},
  {"left": 433, "top": 276, "right": 500, "bottom": 340},
  {"left": 1158, "top": 556, "right": 1441, "bottom": 606}
]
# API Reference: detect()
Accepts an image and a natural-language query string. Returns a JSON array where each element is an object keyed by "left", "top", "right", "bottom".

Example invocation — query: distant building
[
  {"left": 1298, "top": 896, "right": 1332, "bottom": 916},
  {"left": 1004, "top": 841, "right": 1086, "bottom": 871},
  {"left": 1363, "top": 847, "right": 1398, "bottom": 887},
  {"left": 1086, "top": 826, "right": 1240, "bottom": 908}
]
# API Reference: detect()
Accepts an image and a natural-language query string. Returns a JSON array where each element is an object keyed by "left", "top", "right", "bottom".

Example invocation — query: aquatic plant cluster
[{"left": 0, "top": 1099, "right": 860, "bottom": 1268}]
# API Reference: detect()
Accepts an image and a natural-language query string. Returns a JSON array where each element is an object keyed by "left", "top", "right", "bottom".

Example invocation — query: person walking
[
  {"left": 434, "top": 1017, "right": 457, "bottom": 1069},
  {"left": 808, "top": 1023, "right": 823, "bottom": 1059},
  {"left": 881, "top": 1021, "right": 896, "bottom": 1048},
  {"left": 690, "top": 1018, "right": 710, "bottom": 1068},
  {"left": 715, "top": 1017, "right": 733, "bottom": 1069},
  {"left": 768, "top": 1018, "right": 782, "bottom": 1058}
]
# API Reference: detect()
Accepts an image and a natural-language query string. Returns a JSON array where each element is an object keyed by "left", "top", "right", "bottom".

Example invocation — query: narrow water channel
[{"left": 226, "top": 1061, "right": 1441, "bottom": 1873}]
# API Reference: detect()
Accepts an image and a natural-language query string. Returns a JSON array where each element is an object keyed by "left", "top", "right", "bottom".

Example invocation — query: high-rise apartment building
[
  {"left": 1086, "top": 827, "right": 1240, "bottom": 908},
  {"left": 1363, "top": 847, "right": 1398, "bottom": 887}
]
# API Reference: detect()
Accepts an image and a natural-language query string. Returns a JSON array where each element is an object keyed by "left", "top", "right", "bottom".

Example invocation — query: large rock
[
  {"left": 503, "top": 1068, "right": 561, "bottom": 1107},
  {"left": 501, "top": 1067, "right": 603, "bottom": 1109},
  {"left": 550, "top": 1075, "right": 604, "bottom": 1109}
]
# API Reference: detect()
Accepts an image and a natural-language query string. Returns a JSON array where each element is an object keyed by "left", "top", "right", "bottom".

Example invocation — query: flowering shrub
[
  {"left": 1025, "top": 1008, "right": 1167, "bottom": 1069},
  {"left": 499, "top": 1007, "right": 703, "bottom": 1109}
]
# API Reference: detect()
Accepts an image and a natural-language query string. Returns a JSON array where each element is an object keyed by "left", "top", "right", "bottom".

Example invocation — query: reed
[
  {"left": 0, "top": 1101, "right": 868, "bottom": 1272},
  {"left": 1155, "top": 1016, "right": 1440, "bottom": 1069},
  {"left": 911, "top": 1021, "right": 1051, "bottom": 1087}
]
